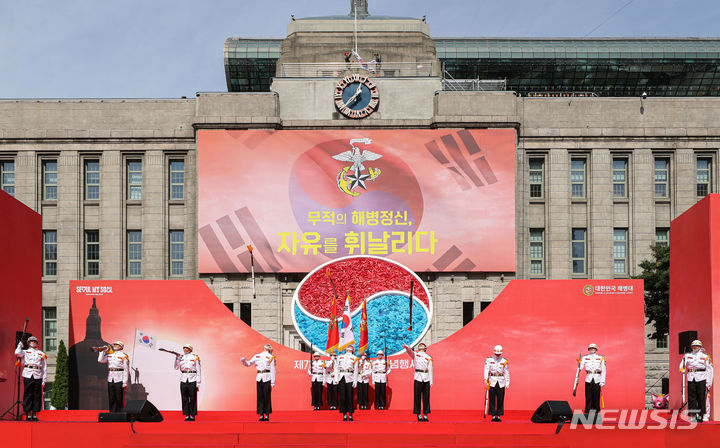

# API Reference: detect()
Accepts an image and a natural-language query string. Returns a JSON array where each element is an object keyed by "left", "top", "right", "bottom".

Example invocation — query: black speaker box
[
  {"left": 98, "top": 412, "right": 130, "bottom": 422},
  {"left": 678, "top": 330, "right": 698, "bottom": 354},
  {"left": 123, "top": 399, "right": 163, "bottom": 422},
  {"left": 531, "top": 400, "right": 573, "bottom": 423}
]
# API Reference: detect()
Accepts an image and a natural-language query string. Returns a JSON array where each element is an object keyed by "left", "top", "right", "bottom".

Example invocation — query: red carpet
[{"left": 2, "top": 410, "right": 719, "bottom": 448}]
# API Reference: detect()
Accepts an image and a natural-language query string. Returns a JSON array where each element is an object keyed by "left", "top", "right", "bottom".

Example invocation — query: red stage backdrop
[
  {"left": 69, "top": 279, "right": 644, "bottom": 411},
  {"left": 197, "top": 129, "right": 516, "bottom": 273},
  {"left": 0, "top": 191, "right": 42, "bottom": 411},
  {"left": 669, "top": 194, "right": 720, "bottom": 419}
]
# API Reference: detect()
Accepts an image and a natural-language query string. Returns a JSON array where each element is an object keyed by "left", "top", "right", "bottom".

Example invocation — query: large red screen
[{"left": 198, "top": 129, "right": 516, "bottom": 273}]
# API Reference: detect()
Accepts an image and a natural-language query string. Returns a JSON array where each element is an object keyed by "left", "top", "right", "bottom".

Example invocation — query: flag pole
[
  {"left": 130, "top": 328, "right": 138, "bottom": 383},
  {"left": 353, "top": 0, "right": 358, "bottom": 53},
  {"left": 248, "top": 245, "right": 256, "bottom": 299},
  {"left": 407, "top": 280, "right": 414, "bottom": 331}
]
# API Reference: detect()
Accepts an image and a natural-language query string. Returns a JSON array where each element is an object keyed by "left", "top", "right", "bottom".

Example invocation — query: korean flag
[{"left": 136, "top": 330, "right": 157, "bottom": 350}]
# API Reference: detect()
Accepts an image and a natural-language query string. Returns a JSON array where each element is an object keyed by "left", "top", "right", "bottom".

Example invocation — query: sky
[{"left": 0, "top": 0, "right": 718, "bottom": 98}]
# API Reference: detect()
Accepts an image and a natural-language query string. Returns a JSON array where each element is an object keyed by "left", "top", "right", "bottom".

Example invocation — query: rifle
[
  {"left": 681, "top": 355, "right": 687, "bottom": 408},
  {"left": 483, "top": 379, "right": 490, "bottom": 419},
  {"left": 573, "top": 352, "right": 582, "bottom": 396},
  {"left": 310, "top": 344, "right": 313, "bottom": 373},
  {"left": 159, "top": 348, "right": 182, "bottom": 357},
  {"left": 384, "top": 340, "right": 388, "bottom": 376}
]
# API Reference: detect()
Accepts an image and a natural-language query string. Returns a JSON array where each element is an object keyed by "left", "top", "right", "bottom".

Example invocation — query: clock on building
[{"left": 333, "top": 74, "right": 379, "bottom": 119}]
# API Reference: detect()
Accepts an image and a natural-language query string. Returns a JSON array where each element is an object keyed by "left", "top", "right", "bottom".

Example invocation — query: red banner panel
[
  {"left": 0, "top": 191, "right": 42, "bottom": 411},
  {"left": 68, "top": 279, "right": 644, "bottom": 411},
  {"left": 198, "top": 129, "right": 516, "bottom": 273}
]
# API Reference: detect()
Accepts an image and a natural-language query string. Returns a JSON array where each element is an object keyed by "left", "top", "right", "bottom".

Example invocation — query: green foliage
[
  {"left": 634, "top": 244, "right": 670, "bottom": 341},
  {"left": 50, "top": 340, "right": 69, "bottom": 410}
]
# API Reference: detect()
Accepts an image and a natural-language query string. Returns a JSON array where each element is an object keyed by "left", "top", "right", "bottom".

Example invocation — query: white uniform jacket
[
  {"left": 242, "top": 351, "right": 276, "bottom": 385},
  {"left": 371, "top": 359, "right": 391, "bottom": 384},
  {"left": 325, "top": 358, "right": 338, "bottom": 385},
  {"left": 359, "top": 359, "right": 372, "bottom": 384},
  {"left": 484, "top": 356, "right": 510, "bottom": 388},
  {"left": 15, "top": 343, "right": 47, "bottom": 385},
  {"left": 580, "top": 353, "right": 606, "bottom": 386},
  {"left": 404, "top": 346, "right": 433, "bottom": 385},
  {"left": 681, "top": 351, "right": 713, "bottom": 385},
  {"left": 334, "top": 352, "right": 358, "bottom": 386},
  {"left": 98, "top": 349, "right": 130, "bottom": 386},
  {"left": 174, "top": 353, "right": 202, "bottom": 384},
  {"left": 308, "top": 360, "right": 326, "bottom": 384}
]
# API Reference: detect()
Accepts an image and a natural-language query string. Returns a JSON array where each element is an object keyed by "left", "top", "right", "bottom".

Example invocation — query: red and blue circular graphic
[{"left": 292, "top": 256, "right": 433, "bottom": 355}]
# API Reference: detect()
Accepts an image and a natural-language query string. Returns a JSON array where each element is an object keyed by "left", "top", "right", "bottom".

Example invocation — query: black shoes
[
  {"left": 25, "top": 414, "right": 38, "bottom": 421},
  {"left": 423, "top": 415, "right": 429, "bottom": 422},
  {"left": 343, "top": 414, "right": 348, "bottom": 421},
  {"left": 184, "top": 415, "right": 190, "bottom": 421},
  {"left": 417, "top": 414, "right": 423, "bottom": 422},
  {"left": 491, "top": 416, "right": 502, "bottom": 422},
  {"left": 348, "top": 414, "right": 354, "bottom": 421}
]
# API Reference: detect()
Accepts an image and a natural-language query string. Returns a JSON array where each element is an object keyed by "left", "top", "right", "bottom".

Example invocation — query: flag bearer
[
  {"left": 579, "top": 343, "right": 606, "bottom": 419},
  {"left": 174, "top": 344, "right": 202, "bottom": 421},
  {"left": 308, "top": 351, "right": 326, "bottom": 410},
  {"left": 97, "top": 340, "right": 130, "bottom": 412},
  {"left": 371, "top": 350, "right": 391, "bottom": 409},
  {"left": 403, "top": 343, "right": 433, "bottom": 422},
  {"left": 241, "top": 344, "right": 276, "bottom": 421},
  {"left": 484, "top": 345, "right": 510, "bottom": 422},
  {"left": 14, "top": 336, "right": 47, "bottom": 421}
]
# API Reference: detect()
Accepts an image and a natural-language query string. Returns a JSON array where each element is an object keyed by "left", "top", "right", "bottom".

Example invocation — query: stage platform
[{"left": 2, "top": 410, "right": 719, "bottom": 448}]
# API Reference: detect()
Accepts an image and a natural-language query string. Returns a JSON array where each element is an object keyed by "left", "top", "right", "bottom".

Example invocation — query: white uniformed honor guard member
[
  {"left": 241, "top": 343, "right": 276, "bottom": 421},
  {"left": 308, "top": 352, "right": 326, "bottom": 410},
  {"left": 403, "top": 342, "right": 433, "bottom": 421},
  {"left": 371, "top": 350, "right": 391, "bottom": 409},
  {"left": 484, "top": 345, "right": 510, "bottom": 422},
  {"left": 174, "top": 344, "right": 202, "bottom": 421},
  {"left": 96, "top": 340, "right": 130, "bottom": 412},
  {"left": 14, "top": 336, "right": 47, "bottom": 421},
  {"left": 358, "top": 353, "right": 372, "bottom": 409},
  {"left": 680, "top": 340, "right": 713, "bottom": 422},
  {"left": 335, "top": 345, "right": 358, "bottom": 421},
  {"left": 325, "top": 352, "right": 339, "bottom": 410},
  {"left": 579, "top": 343, "right": 606, "bottom": 418}
]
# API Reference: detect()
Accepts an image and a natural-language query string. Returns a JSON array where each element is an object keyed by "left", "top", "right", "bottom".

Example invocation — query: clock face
[{"left": 334, "top": 74, "right": 379, "bottom": 119}]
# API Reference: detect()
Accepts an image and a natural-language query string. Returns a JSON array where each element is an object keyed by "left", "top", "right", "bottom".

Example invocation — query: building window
[
  {"left": 480, "top": 301, "right": 491, "bottom": 312},
  {"left": 613, "top": 228, "right": 628, "bottom": 275},
  {"left": 42, "top": 307, "right": 57, "bottom": 353},
  {"left": 462, "top": 301, "right": 475, "bottom": 326},
  {"left": 529, "top": 228, "right": 544, "bottom": 275},
  {"left": 85, "top": 160, "right": 100, "bottom": 200},
  {"left": 571, "top": 228, "right": 586, "bottom": 275},
  {"left": 571, "top": 158, "right": 586, "bottom": 198},
  {"left": 127, "top": 160, "right": 142, "bottom": 200},
  {"left": 240, "top": 303, "right": 252, "bottom": 326},
  {"left": 612, "top": 158, "right": 627, "bottom": 198},
  {"left": 85, "top": 230, "right": 100, "bottom": 277},
  {"left": 529, "top": 158, "right": 544, "bottom": 198},
  {"left": 697, "top": 157, "right": 711, "bottom": 198},
  {"left": 42, "top": 160, "right": 58, "bottom": 200},
  {"left": 128, "top": 230, "right": 142, "bottom": 276},
  {"left": 656, "top": 333, "right": 669, "bottom": 349},
  {"left": 654, "top": 158, "right": 669, "bottom": 198},
  {"left": 1, "top": 160, "right": 15, "bottom": 196},
  {"left": 656, "top": 228, "right": 669, "bottom": 247},
  {"left": 42, "top": 230, "right": 57, "bottom": 276},
  {"left": 170, "top": 230, "right": 184, "bottom": 276},
  {"left": 170, "top": 160, "right": 185, "bottom": 200}
]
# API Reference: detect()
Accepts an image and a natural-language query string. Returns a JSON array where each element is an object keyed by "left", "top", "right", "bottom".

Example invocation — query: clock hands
[{"left": 343, "top": 83, "right": 363, "bottom": 108}]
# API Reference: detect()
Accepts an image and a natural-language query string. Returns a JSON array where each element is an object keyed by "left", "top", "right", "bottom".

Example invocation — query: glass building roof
[{"left": 225, "top": 37, "right": 720, "bottom": 96}]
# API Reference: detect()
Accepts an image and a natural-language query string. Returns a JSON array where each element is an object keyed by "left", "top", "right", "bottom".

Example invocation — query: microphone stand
[{"left": 2, "top": 318, "right": 29, "bottom": 420}]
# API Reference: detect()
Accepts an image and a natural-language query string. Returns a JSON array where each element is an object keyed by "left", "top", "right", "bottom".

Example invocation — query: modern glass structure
[
  {"left": 224, "top": 39, "right": 282, "bottom": 92},
  {"left": 226, "top": 36, "right": 720, "bottom": 96}
]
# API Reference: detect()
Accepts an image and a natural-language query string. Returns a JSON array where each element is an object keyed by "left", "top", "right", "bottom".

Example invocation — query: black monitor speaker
[
  {"left": 123, "top": 399, "right": 163, "bottom": 422},
  {"left": 678, "top": 331, "right": 698, "bottom": 354},
  {"left": 531, "top": 400, "right": 573, "bottom": 423}
]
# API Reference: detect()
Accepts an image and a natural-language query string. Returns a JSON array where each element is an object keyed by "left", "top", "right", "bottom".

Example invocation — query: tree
[
  {"left": 51, "top": 340, "right": 69, "bottom": 410},
  {"left": 634, "top": 244, "right": 670, "bottom": 341}
]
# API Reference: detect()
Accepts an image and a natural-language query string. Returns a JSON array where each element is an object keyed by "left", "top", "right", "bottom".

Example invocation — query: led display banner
[{"left": 198, "top": 129, "right": 516, "bottom": 273}]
